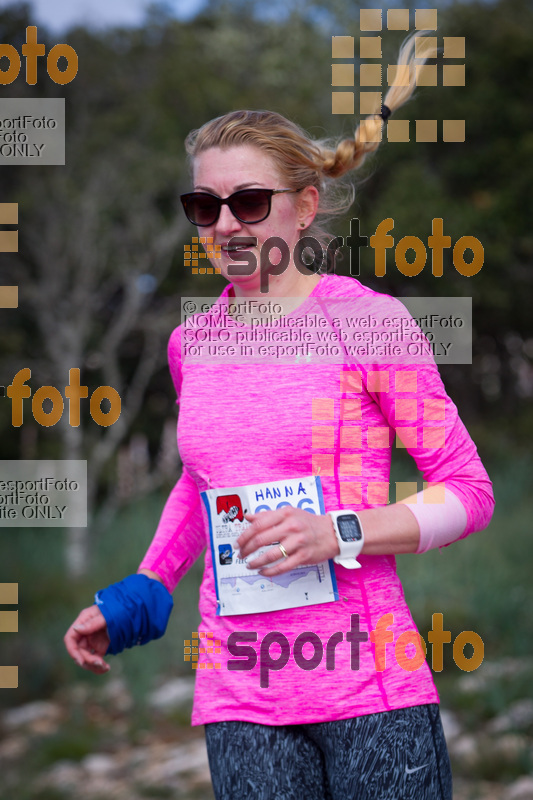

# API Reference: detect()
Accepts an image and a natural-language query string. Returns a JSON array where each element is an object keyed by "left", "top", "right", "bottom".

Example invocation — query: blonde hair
[{"left": 185, "top": 32, "right": 433, "bottom": 251}]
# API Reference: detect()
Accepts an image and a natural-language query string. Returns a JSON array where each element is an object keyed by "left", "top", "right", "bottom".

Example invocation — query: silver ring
[{"left": 278, "top": 544, "right": 289, "bottom": 559}]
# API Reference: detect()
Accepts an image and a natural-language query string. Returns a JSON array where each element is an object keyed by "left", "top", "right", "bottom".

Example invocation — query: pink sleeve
[
  {"left": 364, "top": 360, "right": 495, "bottom": 546},
  {"left": 402, "top": 487, "right": 468, "bottom": 553},
  {"left": 138, "top": 466, "right": 207, "bottom": 593},
  {"left": 138, "top": 324, "right": 207, "bottom": 592}
]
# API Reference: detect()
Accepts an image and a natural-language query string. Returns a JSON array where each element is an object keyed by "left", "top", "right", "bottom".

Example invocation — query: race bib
[{"left": 201, "top": 475, "right": 339, "bottom": 616}]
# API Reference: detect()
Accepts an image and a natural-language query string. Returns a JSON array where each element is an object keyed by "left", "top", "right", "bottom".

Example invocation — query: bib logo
[
  {"left": 217, "top": 495, "right": 245, "bottom": 523},
  {"left": 0, "top": 26, "right": 78, "bottom": 85}
]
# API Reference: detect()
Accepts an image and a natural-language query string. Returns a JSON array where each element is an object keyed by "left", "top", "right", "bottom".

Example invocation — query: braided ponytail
[{"left": 321, "top": 32, "right": 433, "bottom": 179}]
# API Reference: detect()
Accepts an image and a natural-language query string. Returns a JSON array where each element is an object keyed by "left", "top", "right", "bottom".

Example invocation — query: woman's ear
[{"left": 297, "top": 185, "right": 320, "bottom": 230}]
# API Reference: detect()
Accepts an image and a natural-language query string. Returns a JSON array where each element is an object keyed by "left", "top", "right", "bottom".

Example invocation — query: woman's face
[{"left": 192, "top": 145, "right": 309, "bottom": 292}]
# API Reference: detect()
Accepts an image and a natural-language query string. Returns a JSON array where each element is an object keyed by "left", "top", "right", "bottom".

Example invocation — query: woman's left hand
[{"left": 235, "top": 507, "right": 340, "bottom": 576}]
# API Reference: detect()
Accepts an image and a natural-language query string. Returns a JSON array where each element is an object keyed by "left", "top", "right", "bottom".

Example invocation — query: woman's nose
[{"left": 214, "top": 203, "right": 242, "bottom": 235}]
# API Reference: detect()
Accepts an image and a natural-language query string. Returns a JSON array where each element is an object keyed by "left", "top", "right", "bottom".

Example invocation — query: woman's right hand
[{"left": 64, "top": 605, "right": 111, "bottom": 674}]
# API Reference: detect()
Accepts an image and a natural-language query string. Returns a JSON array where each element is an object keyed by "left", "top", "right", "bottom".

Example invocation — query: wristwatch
[{"left": 328, "top": 511, "right": 364, "bottom": 569}]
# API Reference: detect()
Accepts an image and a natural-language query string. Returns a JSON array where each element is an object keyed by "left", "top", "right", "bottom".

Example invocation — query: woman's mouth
[{"left": 221, "top": 237, "right": 257, "bottom": 253}]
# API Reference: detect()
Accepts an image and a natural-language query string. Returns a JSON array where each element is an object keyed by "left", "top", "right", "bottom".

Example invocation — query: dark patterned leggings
[{"left": 204, "top": 703, "right": 452, "bottom": 800}]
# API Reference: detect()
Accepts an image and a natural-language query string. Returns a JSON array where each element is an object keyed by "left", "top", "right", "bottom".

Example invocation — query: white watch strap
[{"left": 329, "top": 511, "right": 364, "bottom": 569}]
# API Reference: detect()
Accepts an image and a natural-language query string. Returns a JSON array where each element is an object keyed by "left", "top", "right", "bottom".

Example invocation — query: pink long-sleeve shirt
[{"left": 139, "top": 274, "right": 494, "bottom": 726}]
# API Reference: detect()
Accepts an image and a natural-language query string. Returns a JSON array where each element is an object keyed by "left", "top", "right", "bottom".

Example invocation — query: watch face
[{"left": 338, "top": 514, "right": 362, "bottom": 542}]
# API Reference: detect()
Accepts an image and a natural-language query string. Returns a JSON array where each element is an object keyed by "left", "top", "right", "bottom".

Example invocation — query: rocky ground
[{"left": 1, "top": 658, "right": 533, "bottom": 799}]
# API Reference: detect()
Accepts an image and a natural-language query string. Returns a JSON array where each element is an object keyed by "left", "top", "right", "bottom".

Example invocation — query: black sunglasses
[{"left": 180, "top": 188, "right": 302, "bottom": 227}]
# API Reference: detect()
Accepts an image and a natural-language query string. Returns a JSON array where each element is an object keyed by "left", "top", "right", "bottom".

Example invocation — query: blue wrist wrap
[{"left": 94, "top": 574, "right": 173, "bottom": 656}]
